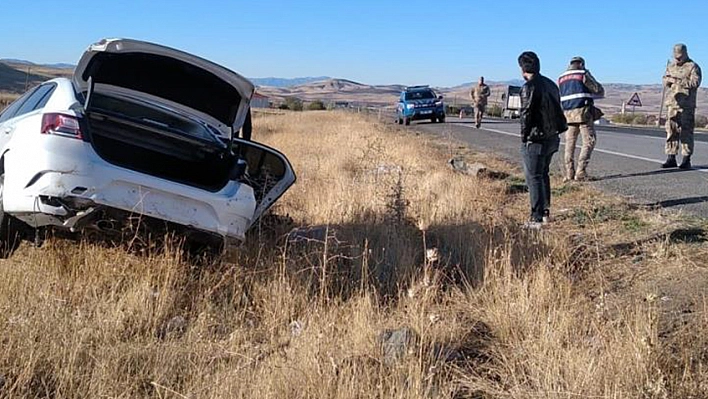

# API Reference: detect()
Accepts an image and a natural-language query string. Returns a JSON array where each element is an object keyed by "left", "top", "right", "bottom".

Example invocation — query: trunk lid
[
  {"left": 74, "top": 38, "right": 255, "bottom": 138},
  {"left": 231, "top": 138, "right": 296, "bottom": 224}
]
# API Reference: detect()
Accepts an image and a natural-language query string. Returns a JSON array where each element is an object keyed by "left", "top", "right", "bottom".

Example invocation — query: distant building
[
  {"left": 334, "top": 101, "right": 351, "bottom": 109},
  {"left": 251, "top": 92, "right": 270, "bottom": 108}
]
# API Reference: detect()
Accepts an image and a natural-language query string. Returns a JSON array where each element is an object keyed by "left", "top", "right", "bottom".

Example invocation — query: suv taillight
[{"left": 41, "top": 113, "right": 83, "bottom": 140}]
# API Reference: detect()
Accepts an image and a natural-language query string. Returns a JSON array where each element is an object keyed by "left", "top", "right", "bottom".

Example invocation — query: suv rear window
[{"left": 405, "top": 90, "right": 436, "bottom": 101}]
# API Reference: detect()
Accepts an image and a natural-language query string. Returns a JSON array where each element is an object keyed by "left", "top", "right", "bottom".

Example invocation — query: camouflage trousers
[
  {"left": 665, "top": 107, "right": 695, "bottom": 156},
  {"left": 564, "top": 123, "right": 597, "bottom": 179}
]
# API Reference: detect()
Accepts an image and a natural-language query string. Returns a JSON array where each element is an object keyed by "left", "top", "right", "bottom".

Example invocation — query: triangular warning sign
[{"left": 627, "top": 92, "right": 642, "bottom": 107}]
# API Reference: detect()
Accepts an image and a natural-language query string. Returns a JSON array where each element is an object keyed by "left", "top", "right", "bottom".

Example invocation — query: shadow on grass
[{"left": 240, "top": 212, "right": 557, "bottom": 302}]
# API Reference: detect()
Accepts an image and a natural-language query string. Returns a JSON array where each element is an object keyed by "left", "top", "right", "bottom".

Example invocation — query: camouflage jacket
[
  {"left": 471, "top": 84, "right": 491, "bottom": 106},
  {"left": 563, "top": 68, "right": 605, "bottom": 124},
  {"left": 664, "top": 59, "right": 702, "bottom": 111}
]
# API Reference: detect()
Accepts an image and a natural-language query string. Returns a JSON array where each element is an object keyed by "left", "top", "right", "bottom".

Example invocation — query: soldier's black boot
[
  {"left": 661, "top": 155, "right": 677, "bottom": 168},
  {"left": 679, "top": 155, "right": 692, "bottom": 170}
]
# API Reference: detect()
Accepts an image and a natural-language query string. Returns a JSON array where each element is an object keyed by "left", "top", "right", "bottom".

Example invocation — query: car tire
[
  {"left": 439, "top": 116, "right": 446, "bottom": 123},
  {"left": 403, "top": 117, "right": 411, "bottom": 126},
  {"left": 0, "top": 174, "right": 20, "bottom": 258}
]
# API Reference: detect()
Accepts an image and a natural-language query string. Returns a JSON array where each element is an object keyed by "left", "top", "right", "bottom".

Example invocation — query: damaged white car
[{"left": 0, "top": 38, "right": 295, "bottom": 255}]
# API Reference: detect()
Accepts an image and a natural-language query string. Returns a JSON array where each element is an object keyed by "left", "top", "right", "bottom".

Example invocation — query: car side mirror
[{"left": 438, "top": 96, "right": 444, "bottom": 100}]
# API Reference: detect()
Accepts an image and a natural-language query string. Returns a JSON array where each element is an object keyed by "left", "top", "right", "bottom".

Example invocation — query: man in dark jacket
[{"left": 518, "top": 51, "right": 568, "bottom": 228}]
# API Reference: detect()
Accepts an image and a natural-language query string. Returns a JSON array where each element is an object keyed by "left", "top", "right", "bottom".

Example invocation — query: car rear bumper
[{"left": 2, "top": 136, "right": 256, "bottom": 242}]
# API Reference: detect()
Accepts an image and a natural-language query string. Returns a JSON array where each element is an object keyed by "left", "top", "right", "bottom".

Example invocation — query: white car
[{"left": 0, "top": 38, "right": 295, "bottom": 255}]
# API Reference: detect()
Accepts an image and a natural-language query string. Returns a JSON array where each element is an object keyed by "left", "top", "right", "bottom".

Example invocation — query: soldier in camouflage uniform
[
  {"left": 471, "top": 76, "right": 491, "bottom": 128},
  {"left": 558, "top": 56, "right": 604, "bottom": 181},
  {"left": 662, "top": 44, "right": 702, "bottom": 169}
]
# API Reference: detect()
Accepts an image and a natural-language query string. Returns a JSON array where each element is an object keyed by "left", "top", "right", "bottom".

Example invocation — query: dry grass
[
  {"left": 0, "top": 92, "right": 20, "bottom": 111},
  {"left": 0, "top": 111, "right": 707, "bottom": 398}
]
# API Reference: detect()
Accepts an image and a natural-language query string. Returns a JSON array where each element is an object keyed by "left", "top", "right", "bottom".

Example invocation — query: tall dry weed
[{"left": 0, "top": 111, "right": 705, "bottom": 398}]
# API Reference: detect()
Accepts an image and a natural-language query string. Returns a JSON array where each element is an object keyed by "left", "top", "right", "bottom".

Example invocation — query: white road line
[
  {"left": 459, "top": 124, "right": 708, "bottom": 174},
  {"left": 595, "top": 127, "right": 667, "bottom": 141}
]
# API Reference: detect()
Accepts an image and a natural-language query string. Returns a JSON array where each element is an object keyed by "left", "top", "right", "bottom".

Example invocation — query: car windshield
[
  {"left": 405, "top": 90, "right": 436, "bottom": 101},
  {"left": 508, "top": 86, "right": 522, "bottom": 95}
]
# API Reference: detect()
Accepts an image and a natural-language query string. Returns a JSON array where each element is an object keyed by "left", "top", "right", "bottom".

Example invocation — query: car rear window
[
  {"left": 0, "top": 88, "right": 36, "bottom": 124},
  {"left": 14, "top": 84, "right": 57, "bottom": 117}
]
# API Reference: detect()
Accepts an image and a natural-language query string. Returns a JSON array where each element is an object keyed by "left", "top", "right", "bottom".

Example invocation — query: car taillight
[{"left": 41, "top": 113, "right": 83, "bottom": 139}]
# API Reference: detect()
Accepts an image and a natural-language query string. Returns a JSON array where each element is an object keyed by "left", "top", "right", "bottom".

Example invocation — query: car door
[
  {"left": 232, "top": 138, "right": 296, "bottom": 226},
  {"left": 397, "top": 93, "right": 405, "bottom": 117}
]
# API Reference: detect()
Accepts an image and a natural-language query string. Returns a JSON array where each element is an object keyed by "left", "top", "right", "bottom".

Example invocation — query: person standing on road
[
  {"left": 558, "top": 56, "right": 605, "bottom": 181},
  {"left": 518, "top": 52, "right": 568, "bottom": 229},
  {"left": 662, "top": 43, "right": 702, "bottom": 170},
  {"left": 471, "top": 76, "right": 491, "bottom": 128}
]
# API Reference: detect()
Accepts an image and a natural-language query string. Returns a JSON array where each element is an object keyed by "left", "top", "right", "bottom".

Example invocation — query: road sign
[{"left": 627, "top": 92, "right": 642, "bottom": 107}]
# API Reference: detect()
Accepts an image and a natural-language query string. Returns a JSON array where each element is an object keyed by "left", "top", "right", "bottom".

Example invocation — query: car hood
[{"left": 74, "top": 38, "right": 255, "bottom": 138}]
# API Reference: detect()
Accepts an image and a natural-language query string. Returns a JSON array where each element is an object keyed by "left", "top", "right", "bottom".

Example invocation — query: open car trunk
[
  {"left": 86, "top": 92, "right": 235, "bottom": 192},
  {"left": 74, "top": 38, "right": 296, "bottom": 224}
]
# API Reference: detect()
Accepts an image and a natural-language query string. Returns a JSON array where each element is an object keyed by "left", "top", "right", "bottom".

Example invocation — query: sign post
[{"left": 626, "top": 92, "right": 642, "bottom": 119}]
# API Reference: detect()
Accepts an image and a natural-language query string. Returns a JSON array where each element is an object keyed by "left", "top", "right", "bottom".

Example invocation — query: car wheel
[
  {"left": 439, "top": 116, "right": 446, "bottom": 123},
  {"left": 0, "top": 174, "right": 20, "bottom": 258},
  {"left": 403, "top": 117, "right": 411, "bottom": 126}
]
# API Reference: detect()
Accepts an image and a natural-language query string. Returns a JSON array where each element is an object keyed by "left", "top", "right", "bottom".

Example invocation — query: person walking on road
[
  {"left": 662, "top": 43, "right": 702, "bottom": 170},
  {"left": 558, "top": 56, "right": 605, "bottom": 182},
  {"left": 518, "top": 52, "right": 568, "bottom": 229},
  {"left": 471, "top": 76, "right": 491, "bottom": 128},
  {"left": 558, "top": 57, "right": 605, "bottom": 182}
]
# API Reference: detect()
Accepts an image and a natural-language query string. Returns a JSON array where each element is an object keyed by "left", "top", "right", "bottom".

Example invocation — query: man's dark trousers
[{"left": 521, "top": 135, "right": 560, "bottom": 222}]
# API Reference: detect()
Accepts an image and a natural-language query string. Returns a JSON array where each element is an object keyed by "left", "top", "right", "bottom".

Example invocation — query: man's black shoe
[
  {"left": 679, "top": 156, "right": 692, "bottom": 170},
  {"left": 661, "top": 155, "right": 677, "bottom": 168}
]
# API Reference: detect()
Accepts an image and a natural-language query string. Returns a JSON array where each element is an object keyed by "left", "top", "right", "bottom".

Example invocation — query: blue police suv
[{"left": 396, "top": 86, "right": 445, "bottom": 125}]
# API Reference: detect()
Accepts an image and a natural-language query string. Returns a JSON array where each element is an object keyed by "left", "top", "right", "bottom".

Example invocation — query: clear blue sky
[{"left": 3, "top": 0, "right": 707, "bottom": 87}]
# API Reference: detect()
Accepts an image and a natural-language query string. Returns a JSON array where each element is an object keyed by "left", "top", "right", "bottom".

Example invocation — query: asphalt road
[{"left": 413, "top": 118, "right": 708, "bottom": 218}]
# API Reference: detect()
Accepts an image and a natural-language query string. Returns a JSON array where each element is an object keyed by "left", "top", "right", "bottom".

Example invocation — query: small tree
[
  {"left": 487, "top": 104, "right": 503, "bottom": 118},
  {"left": 285, "top": 97, "right": 303, "bottom": 111},
  {"left": 645, "top": 114, "right": 658, "bottom": 126},
  {"left": 611, "top": 113, "right": 634, "bottom": 124},
  {"left": 307, "top": 100, "right": 326, "bottom": 111},
  {"left": 632, "top": 114, "right": 648, "bottom": 125},
  {"left": 696, "top": 114, "right": 708, "bottom": 128}
]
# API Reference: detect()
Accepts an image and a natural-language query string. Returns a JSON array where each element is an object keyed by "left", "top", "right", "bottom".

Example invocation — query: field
[{"left": 0, "top": 111, "right": 707, "bottom": 398}]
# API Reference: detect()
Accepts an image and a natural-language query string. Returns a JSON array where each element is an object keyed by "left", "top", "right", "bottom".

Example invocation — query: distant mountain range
[
  {"left": 250, "top": 76, "right": 332, "bottom": 88},
  {"left": 4, "top": 58, "right": 706, "bottom": 114},
  {"left": 451, "top": 79, "right": 526, "bottom": 89},
  {"left": 1, "top": 58, "right": 75, "bottom": 69}
]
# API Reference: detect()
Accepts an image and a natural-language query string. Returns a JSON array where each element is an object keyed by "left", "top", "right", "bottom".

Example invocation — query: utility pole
[
  {"left": 657, "top": 59, "right": 670, "bottom": 127},
  {"left": 24, "top": 66, "right": 32, "bottom": 91}
]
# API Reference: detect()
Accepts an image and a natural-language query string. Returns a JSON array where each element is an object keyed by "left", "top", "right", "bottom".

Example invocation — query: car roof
[{"left": 405, "top": 85, "right": 432, "bottom": 92}]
